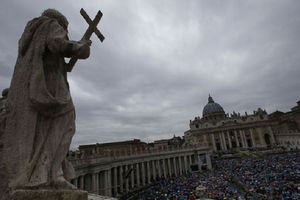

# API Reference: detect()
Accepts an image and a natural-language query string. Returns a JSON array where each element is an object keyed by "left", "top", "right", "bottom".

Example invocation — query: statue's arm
[{"left": 46, "top": 21, "right": 90, "bottom": 59}]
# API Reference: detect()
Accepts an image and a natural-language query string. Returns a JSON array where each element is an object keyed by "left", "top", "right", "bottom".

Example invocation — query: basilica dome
[{"left": 202, "top": 95, "right": 225, "bottom": 118}]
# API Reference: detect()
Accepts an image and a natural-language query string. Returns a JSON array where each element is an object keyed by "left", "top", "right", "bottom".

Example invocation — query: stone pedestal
[{"left": 10, "top": 189, "right": 88, "bottom": 200}]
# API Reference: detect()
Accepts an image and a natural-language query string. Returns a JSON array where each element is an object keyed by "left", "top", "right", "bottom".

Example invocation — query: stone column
[
  {"left": 178, "top": 156, "right": 183, "bottom": 175},
  {"left": 171, "top": 157, "right": 175, "bottom": 176},
  {"left": 168, "top": 158, "right": 172, "bottom": 176},
  {"left": 173, "top": 157, "right": 178, "bottom": 176},
  {"left": 152, "top": 161, "right": 156, "bottom": 180},
  {"left": 234, "top": 130, "right": 240, "bottom": 147},
  {"left": 92, "top": 173, "right": 99, "bottom": 194},
  {"left": 206, "top": 153, "right": 212, "bottom": 169},
  {"left": 257, "top": 127, "right": 266, "bottom": 147},
  {"left": 211, "top": 134, "right": 217, "bottom": 151},
  {"left": 243, "top": 130, "right": 248, "bottom": 148},
  {"left": 249, "top": 128, "right": 256, "bottom": 147},
  {"left": 187, "top": 155, "right": 191, "bottom": 172},
  {"left": 136, "top": 163, "right": 140, "bottom": 185},
  {"left": 226, "top": 131, "right": 232, "bottom": 149},
  {"left": 180, "top": 157, "right": 185, "bottom": 174},
  {"left": 157, "top": 160, "right": 162, "bottom": 178},
  {"left": 114, "top": 167, "right": 118, "bottom": 196},
  {"left": 203, "top": 134, "right": 208, "bottom": 146},
  {"left": 222, "top": 132, "right": 227, "bottom": 150},
  {"left": 162, "top": 159, "right": 167, "bottom": 177},
  {"left": 240, "top": 130, "right": 245, "bottom": 147},
  {"left": 106, "top": 169, "right": 112, "bottom": 196},
  {"left": 238, "top": 130, "right": 244, "bottom": 147},
  {"left": 147, "top": 161, "right": 151, "bottom": 184},
  {"left": 119, "top": 166, "right": 123, "bottom": 193},
  {"left": 141, "top": 162, "right": 146, "bottom": 186},
  {"left": 268, "top": 126, "right": 276, "bottom": 145},
  {"left": 102, "top": 171, "right": 107, "bottom": 196},
  {"left": 219, "top": 132, "right": 224, "bottom": 150},
  {"left": 244, "top": 131, "right": 248, "bottom": 147},
  {"left": 87, "top": 174, "right": 93, "bottom": 192},
  {"left": 80, "top": 175, "right": 84, "bottom": 190},
  {"left": 198, "top": 154, "right": 202, "bottom": 171},
  {"left": 125, "top": 165, "right": 129, "bottom": 192},
  {"left": 218, "top": 132, "right": 223, "bottom": 150},
  {"left": 96, "top": 173, "right": 100, "bottom": 194},
  {"left": 130, "top": 164, "right": 135, "bottom": 188},
  {"left": 184, "top": 156, "right": 188, "bottom": 174}
]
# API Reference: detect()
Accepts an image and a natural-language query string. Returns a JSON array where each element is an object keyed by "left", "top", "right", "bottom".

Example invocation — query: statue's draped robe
[{"left": 3, "top": 16, "right": 85, "bottom": 189}]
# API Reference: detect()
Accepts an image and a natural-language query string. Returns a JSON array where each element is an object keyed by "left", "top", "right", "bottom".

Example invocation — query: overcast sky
[{"left": 1, "top": 0, "right": 300, "bottom": 148}]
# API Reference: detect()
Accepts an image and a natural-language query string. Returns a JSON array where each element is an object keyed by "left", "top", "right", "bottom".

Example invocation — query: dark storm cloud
[{"left": 1, "top": 0, "right": 300, "bottom": 148}]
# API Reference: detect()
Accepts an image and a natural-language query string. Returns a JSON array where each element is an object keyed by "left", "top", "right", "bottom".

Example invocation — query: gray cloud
[{"left": 1, "top": 0, "right": 300, "bottom": 149}]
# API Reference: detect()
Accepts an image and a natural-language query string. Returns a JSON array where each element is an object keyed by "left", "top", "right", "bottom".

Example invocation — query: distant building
[
  {"left": 151, "top": 135, "right": 184, "bottom": 150},
  {"left": 269, "top": 101, "right": 300, "bottom": 149},
  {"left": 184, "top": 95, "right": 300, "bottom": 152},
  {"left": 78, "top": 139, "right": 148, "bottom": 157}
]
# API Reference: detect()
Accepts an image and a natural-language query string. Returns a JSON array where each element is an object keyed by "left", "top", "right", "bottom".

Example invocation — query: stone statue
[{"left": 2, "top": 9, "right": 92, "bottom": 194}]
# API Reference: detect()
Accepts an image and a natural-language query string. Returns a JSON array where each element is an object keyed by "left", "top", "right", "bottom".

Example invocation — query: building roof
[{"left": 79, "top": 139, "right": 146, "bottom": 150}]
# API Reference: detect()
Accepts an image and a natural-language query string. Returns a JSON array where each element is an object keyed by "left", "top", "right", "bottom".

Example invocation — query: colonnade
[
  {"left": 71, "top": 148, "right": 211, "bottom": 197},
  {"left": 210, "top": 127, "right": 276, "bottom": 151}
]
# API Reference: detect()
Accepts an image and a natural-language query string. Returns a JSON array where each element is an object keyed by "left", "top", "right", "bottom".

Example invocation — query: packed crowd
[
  {"left": 214, "top": 152, "right": 300, "bottom": 199},
  {"left": 139, "top": 152, "right": 300, "bottom": 200}
]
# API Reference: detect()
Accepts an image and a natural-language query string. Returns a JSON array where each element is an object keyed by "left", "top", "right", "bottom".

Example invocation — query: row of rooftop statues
[{"left": 0, "top": 9, "right": 103, "bottom": 200}]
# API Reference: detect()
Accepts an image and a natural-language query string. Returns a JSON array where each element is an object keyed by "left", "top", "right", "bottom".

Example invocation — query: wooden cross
[{"left": 67, "top": 8, "right": 105, "bottom": 72}]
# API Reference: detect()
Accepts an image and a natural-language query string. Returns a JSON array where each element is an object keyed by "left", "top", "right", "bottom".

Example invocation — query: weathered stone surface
[
  {"left": 0, "top": 88, "right": 9, "bottom": 146},
  {"left": 0, "top": 88, "right": 9, "bottom": 200},
  {"left": 10, "top": 189, "right": 88, "bottom": 200}
]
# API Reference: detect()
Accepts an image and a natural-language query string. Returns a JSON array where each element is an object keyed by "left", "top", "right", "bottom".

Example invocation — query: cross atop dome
[{"left": 208, "top": 94, "right": 214, "bottom": 103}]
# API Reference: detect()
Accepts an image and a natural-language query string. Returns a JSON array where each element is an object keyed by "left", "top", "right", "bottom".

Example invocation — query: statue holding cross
[{"left": 1, "top": 8, "right": 104, "bottom": 196}]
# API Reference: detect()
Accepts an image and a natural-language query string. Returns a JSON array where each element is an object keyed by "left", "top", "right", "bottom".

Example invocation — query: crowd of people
[
  {"left": 214, "top": 152, "right": 300, "bottom": 199},
  {"left": 139, "top": 151, "right": 299, "bottom": 200}
]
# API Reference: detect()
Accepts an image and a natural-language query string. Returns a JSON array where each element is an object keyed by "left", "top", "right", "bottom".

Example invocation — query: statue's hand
[
  {"left": 77, "top": 40, "right": 92, "bottom": 59},
  {"left": 84, "top": 39, "right": 92, "bottom": 46}
]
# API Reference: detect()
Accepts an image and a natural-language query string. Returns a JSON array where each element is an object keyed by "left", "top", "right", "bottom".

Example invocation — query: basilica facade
[{"left": 184, "top": 95, "right": 280, "bottom": 152}]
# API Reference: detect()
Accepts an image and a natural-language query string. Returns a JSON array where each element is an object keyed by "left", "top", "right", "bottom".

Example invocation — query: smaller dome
[{"left": 202, "top": 95, "right": 225, "bottom": 117}]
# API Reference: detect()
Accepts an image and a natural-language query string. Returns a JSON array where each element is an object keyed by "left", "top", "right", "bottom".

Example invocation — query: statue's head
[
  {"left": 2, "top": 88, "right": 9, "bottom": 98},
  {"left": 42, "top": 9, "right": 69, "bottom": 30}
]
